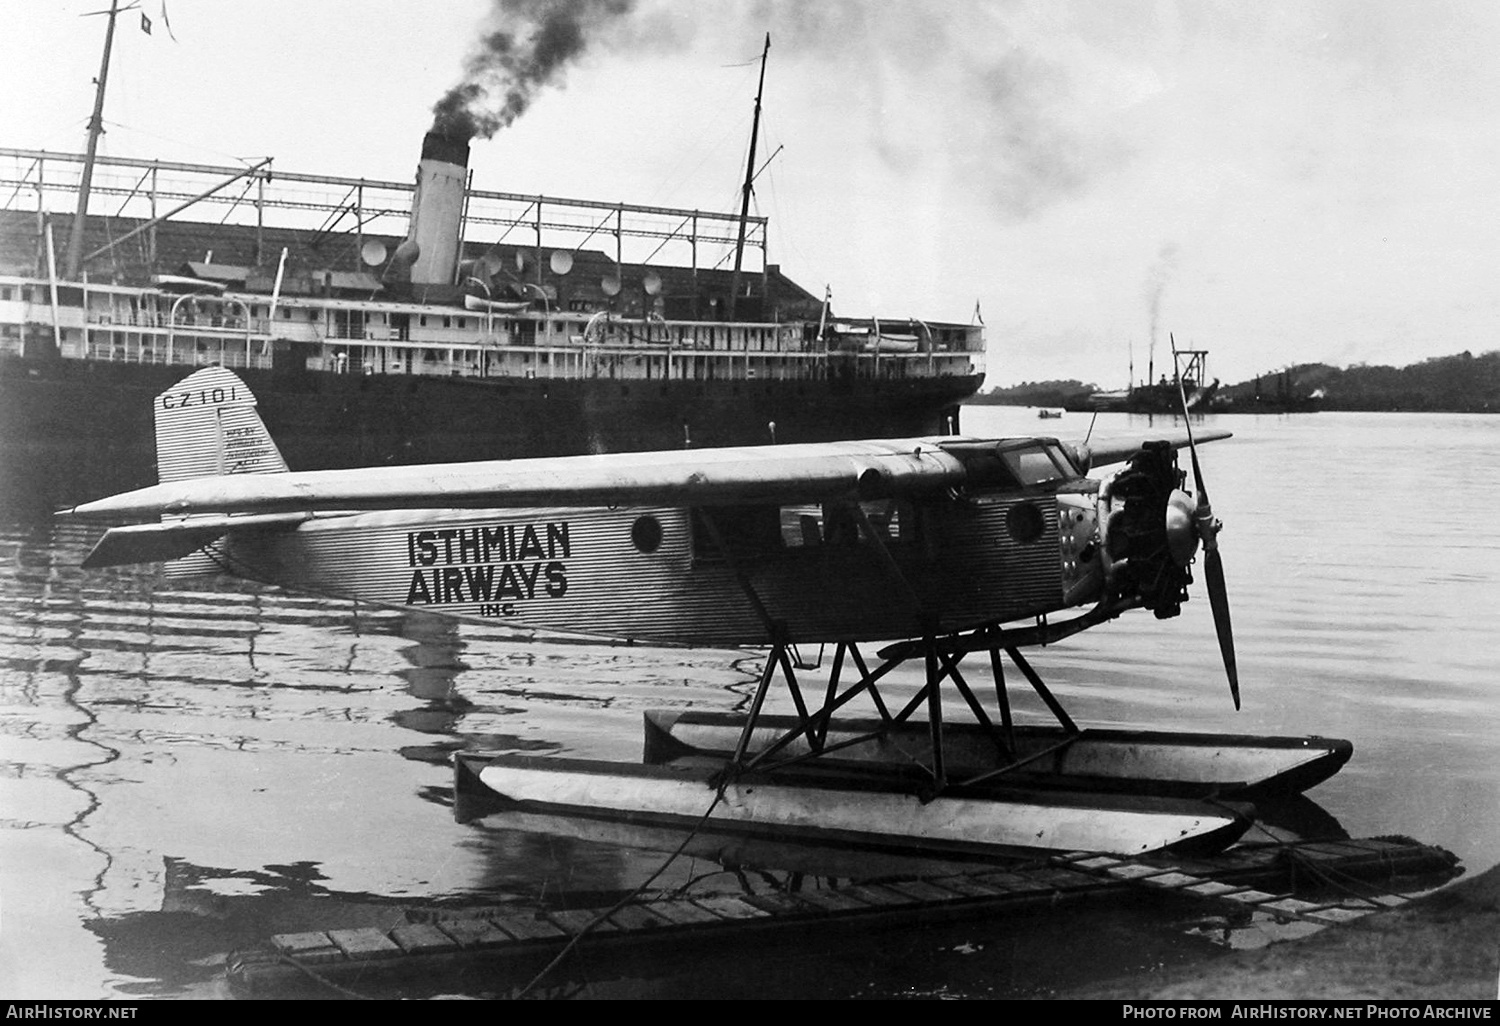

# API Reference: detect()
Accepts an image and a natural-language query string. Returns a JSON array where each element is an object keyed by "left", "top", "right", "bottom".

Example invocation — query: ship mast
[
  {"left": 64, "top": 0, "right": 127, "bottom": 281},
  {"left": 727, "top": 33, "right": 769, "bottom": 323}
]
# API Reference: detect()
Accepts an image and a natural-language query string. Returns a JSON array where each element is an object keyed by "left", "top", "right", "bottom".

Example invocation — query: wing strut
[
  {"left": 849, "top": 501, "right": 952, "bottom": 789},
  {"left": 694, "top": 511, "right": 816, "bottom": 768}
]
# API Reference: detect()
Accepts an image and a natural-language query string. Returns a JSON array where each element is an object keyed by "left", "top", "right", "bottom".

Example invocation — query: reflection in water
[
  {"left": 2, "top": 411, "right": 1499, "bottom": 997},
  {"left": 388, "top": 610, "right": 474, "bottom": 755},
  {"left": 0, "top": 519, "right": 754, "bottom": 996},
  {"left": 394, "top": 610, "right": 469, "bottom": 708},
  {"left": 1, "top": 521, "right": 123, "bottom": 994}
]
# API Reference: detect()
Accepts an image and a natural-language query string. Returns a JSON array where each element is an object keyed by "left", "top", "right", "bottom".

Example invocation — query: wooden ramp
[{"left": 224, "top": 836, "right": 1458, "bottom": 997}]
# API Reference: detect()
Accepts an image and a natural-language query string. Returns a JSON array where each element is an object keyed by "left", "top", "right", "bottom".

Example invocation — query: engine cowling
[{"left": 1101, "top": 441, "right": 1197, "bottom": 619}]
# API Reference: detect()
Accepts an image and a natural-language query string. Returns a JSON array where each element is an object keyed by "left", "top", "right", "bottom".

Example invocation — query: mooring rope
[
  {"left": 510, "top": 783, "right": 729, "bottom": 1000},
  {"left": 270, "top": 951, "right": 375, "bottom": 1000}
]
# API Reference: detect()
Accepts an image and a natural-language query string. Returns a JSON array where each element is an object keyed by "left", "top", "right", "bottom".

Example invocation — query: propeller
[{"left": 1171, "top": 340, "right": 1240, "bottom": 709}]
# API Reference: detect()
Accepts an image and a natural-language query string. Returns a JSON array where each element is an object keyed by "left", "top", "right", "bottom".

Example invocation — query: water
[{"left": 1, "top": 408, "right": 1497, "bottom": 999}]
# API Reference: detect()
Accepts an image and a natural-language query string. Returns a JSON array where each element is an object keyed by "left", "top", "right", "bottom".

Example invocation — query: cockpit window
[
  {"left": 1045, "top": 443, "right": 1081, "bottom": 475},
  {"left": 1000, "top": 444, "right": 1072, "bottom": 486}
]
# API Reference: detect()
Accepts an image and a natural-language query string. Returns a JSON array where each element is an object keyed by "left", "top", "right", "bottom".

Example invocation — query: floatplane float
[{"left": 62, "top": 366, "right": 1351, "bottom": 860}]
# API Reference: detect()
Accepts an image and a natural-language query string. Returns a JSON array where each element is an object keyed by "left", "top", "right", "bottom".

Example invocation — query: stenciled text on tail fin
[{"left": 155, "top": 366, "right": 288, "bottom": 484}]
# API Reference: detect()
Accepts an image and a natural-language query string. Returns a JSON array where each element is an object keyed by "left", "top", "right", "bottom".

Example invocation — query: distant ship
[
  {"left": 1063, "top": 348, "right": 1217, "bottom": 415},
  {"left": 1212, "top": 370, "right": 1324, "bottom": 414},
  {"left": 0, "top": 47, "right": 983, "bottom": 512}
]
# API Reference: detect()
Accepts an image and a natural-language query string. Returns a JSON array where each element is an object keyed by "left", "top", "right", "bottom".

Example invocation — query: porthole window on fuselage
[{"left": 631, "top": 515, "right": 663, "bottom": 553}]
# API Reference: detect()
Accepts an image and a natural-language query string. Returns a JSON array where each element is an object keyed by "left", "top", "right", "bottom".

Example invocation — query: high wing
[
  {"left": 66, "top": 439, "right": 967, "bottom": 521},
  {"left": 63, "top": 432, "right": 1228, "bottom": 523},
  {"left": 1075, "top": 433, "right": 1231, "bottom": 471}
]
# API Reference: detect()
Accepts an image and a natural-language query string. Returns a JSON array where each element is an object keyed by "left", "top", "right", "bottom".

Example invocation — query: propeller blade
[
  {"left": 1203, "top": 546, "right": 1240, "bottom": 710},
  {"left": 1185, "top": 439, "right": 1209, "bottom": 509},
  {"left": 1170, "top": 335, "right": 1239, "bottom": 709}
]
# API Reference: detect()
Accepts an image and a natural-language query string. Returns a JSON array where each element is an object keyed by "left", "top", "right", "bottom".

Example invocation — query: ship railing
[
  {"left": 205, "top": 348, "right": 273, "bottom": 371},
  {"left": 305, "top": 353, "right": 480, "bottom": 378},
  {"left": 83, "top": 310, "right": 274, "bottom": 334},
  {"left": 82, "top": 337, "right": 273, "bottom": 371},
  {"left": 286, "top": 316, "right": 848, "bottom": 357},
  {"left": 290, "top": 341, "right": 976, "bottom": 384}
]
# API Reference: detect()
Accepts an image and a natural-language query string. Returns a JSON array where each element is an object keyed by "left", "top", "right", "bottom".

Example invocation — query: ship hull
[{"left": 0, "top": 355, "right": 982, "bottom": 513}]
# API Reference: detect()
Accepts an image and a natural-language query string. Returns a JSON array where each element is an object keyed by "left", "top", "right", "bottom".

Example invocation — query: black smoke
[
  {"left": 432, "top": 0, "right": 636, "bottom": 141},
  {"left": 1144, "top": 242, "right": 1179, "bottom": 376}
]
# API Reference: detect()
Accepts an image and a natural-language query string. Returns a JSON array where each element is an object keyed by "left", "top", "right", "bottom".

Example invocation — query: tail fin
[
  {"left": 77, "top": 368, "right": 304, "bottom": 574},
  {"left": 153, "top": 367, "right": 288, "bottom": 578},
  {"left": 155, "top": 366, "right": 288, "bottom": 483}
]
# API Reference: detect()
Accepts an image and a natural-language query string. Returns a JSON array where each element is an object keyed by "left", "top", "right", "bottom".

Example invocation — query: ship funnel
[{"left": 405, "top": 132, "right": 470, "bottom": 286}]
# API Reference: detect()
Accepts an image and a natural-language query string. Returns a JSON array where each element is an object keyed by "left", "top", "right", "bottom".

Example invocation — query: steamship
[
  {"left": 0, "top": 133, "right": 985, "bottom": 513},
  {"left": 1062, "top": 348, "right": 1218, "bottom": 415}
]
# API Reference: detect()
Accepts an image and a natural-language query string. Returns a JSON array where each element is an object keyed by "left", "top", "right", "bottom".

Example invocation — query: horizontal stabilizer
[{"left": 81, "top": 513, "right": 310, "bottom": 569}]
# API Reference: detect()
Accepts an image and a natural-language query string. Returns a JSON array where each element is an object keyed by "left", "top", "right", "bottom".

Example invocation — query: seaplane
[{"left": 60, "top": 366, "right": 1351, "bottom": 861}]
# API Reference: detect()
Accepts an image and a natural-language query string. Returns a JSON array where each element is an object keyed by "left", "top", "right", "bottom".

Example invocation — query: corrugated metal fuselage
[{"left": 217, "top": 490, "right": 1105, "bottom": 646}]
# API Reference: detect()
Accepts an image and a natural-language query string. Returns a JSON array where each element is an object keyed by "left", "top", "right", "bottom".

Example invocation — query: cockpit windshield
[{"left": 1000, "top": 444, "right": 1076, "bottom": 486}]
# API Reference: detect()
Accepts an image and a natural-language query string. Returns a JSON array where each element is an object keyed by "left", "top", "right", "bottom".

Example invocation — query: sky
[{"left": 1, "top": 0, "right": 1497, "bottom": 388}]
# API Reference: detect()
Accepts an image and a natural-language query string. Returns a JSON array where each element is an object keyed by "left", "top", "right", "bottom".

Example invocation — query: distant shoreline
[
  {"left": 972, "top": 350, "right": 1500, "bottom": 415},
  {"left": 966, "top": 397, "right": 1500, "bottom": 414}
]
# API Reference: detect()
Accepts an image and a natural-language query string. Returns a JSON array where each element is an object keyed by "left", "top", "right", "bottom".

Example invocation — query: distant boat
[
  {"left": 1213, "top": 372, "right": 1324, "bottom": 414},
  {"left": 1037, "top": 408, "right": 1063, "bottom": 419}
]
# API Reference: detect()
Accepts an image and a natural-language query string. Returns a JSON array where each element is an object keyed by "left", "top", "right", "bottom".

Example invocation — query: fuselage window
[
  {"left": 631, "top": 515, "right": 663, "bottom": 554},
  {"left": 694, "top": 500, "right": 918, "bottom": 562},
  {"left": 692, "top": 506, "right": 785, "bottom": 560},
  {"left": 779, "top": 499, "right": 915, "bottom": 549}
]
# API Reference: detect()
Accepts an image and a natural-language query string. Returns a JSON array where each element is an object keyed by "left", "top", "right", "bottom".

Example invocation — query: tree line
[{"left": 976, "top": 350, "right": 1500, "bottom": 413}]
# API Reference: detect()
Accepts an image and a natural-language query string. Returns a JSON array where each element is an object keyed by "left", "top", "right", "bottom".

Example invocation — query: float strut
[
  {"left": 923, "top": 633, "right": 945, "bottom": 791},
  {"left": 773, "top": 638, "right": 815, "bottom": 742},
  {"left": 844, "top": 643, "right": 893, "bottom": 722},
  {"left": 938, "top": 647, "right": 1011, "bottom": 761},
  {"left": 989, "top": 648, "right": 1017, "bottom": 752},
  {"left": 731, "top": 638, "right": 781, "bottom": 767},
  {"left": 818, "top": 643, "right": 849, "bottom": 747},
  {"left": 1004, "top": 645, "right": 1078, "bottom": 734}
]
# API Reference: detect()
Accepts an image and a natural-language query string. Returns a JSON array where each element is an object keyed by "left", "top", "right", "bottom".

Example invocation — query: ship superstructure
[{"left": 0, "top": 143, "right": 985, "bottom": 510}]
